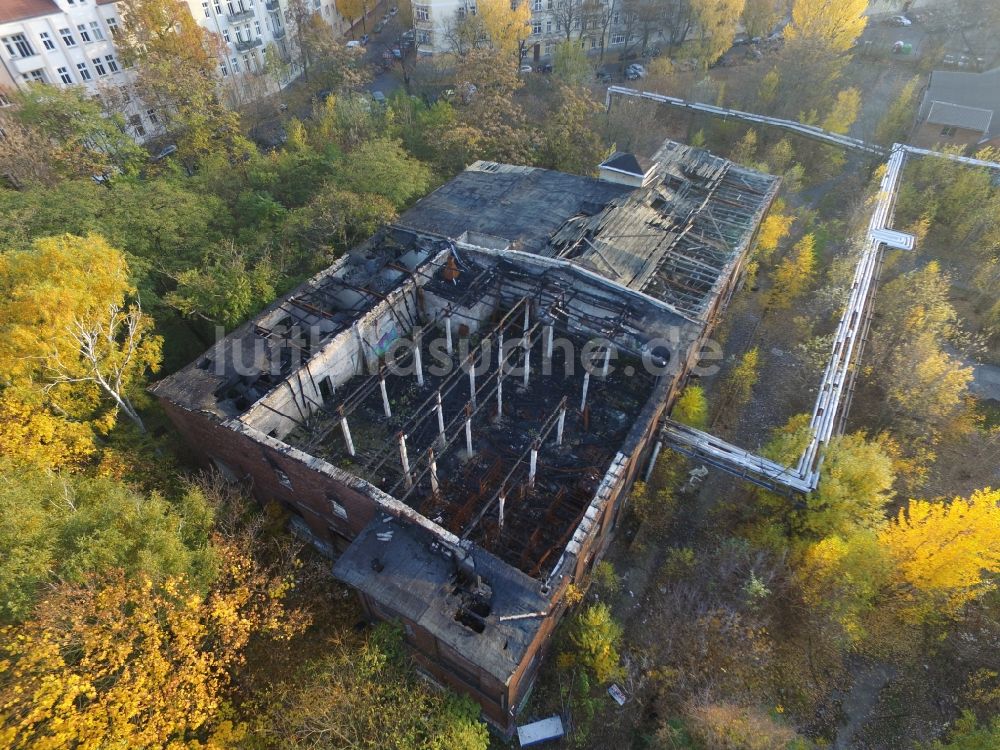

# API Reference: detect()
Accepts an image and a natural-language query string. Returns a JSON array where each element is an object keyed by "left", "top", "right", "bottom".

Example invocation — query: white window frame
[
  {"left": 105, "top": 54, "right": 119, "bottom": 73},
  {"left": 57, "top": 66, "right": 73, "bottom": 84},
  {"left": 76, "top": 62, "right": 92, "bottom": 81},
  {"left": 59, "top": 28, "right": 76, "bottom": 46},
  {"left": 92, "top": 57, "right": 107, "bottom": 76},
  {"left": 3, "top": 34, "right": 35, "bottom": 58},
  {"left": 77, "top": 24, "right": 92, "bottom": 43},
  {"left": 39, "top": 32, "right": 55, "bottom": 51},
  {"left": 90, "top": 21, "right": 105, "bottom": 40}
]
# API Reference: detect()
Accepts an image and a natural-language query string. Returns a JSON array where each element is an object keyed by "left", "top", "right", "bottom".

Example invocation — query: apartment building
[
  {"left": 413, "top": 0, "right": 632, "bottom": 60},
  {"left": 185, "top": 0, "right": 349, "bottom": 102},
  {"left": 0, "top": 0, "right": 170, "bottom": 138}
]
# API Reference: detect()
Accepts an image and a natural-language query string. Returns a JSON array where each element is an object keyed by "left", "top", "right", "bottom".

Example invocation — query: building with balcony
[
  {"left": 185, "top": 0, "right": 349, "bottom": 103},
  {"left": 0, "top": 0, "right": 161, "bottom": 138}
]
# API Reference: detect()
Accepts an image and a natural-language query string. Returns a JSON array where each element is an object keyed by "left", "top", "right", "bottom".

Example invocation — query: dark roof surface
[
  {"left": 920, "top": 68, "right": 1000, "bottom": 139},
  {"left": 601, "top": 151, "right": 652, "bottom": 176},
  {"left": 926, "top": 101, "right": 993, "bottom": 132},
  {"left": 333, "top": 516, "right": 551, "bottom": 683},
  {"left": 397, "top": 164, "right": 631, "bottom": 256},
  {"left": 0, "top": 0, "right": 60, "bottom": 22}
]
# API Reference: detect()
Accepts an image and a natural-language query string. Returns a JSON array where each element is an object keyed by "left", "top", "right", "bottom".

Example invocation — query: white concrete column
[
  {"left": 468, "top": 358, "right": 477, "bottom": 408},
  {"left": 398, "top": 433, "right": 412, "bottom": 488},
  {"left": 545, "top": 324, "right": 554, "bottom": 359},
  {"left": 435, "top": 391, "right": 446, "bottom": 449},
  {"left": 340, "top": 411, "right": 355, "bottom": 457},
  {"left": 496, "top": 367, "right": 503, "bottom": 419},
  {"left": 445, "top": 315, "right": 453, "bottom": 355},
  {"left": 380, "top": 374, "right": 392, "bottom": 418},
  {"left": 580, "top": 371, "right": 591, "bottom": 413},
  {"left": 528, "top": 441, "right": 538, "bottom": 489},
  {"left": 429, "top": 448, "right": 439, "bottom": 496},
  {"left": 601, "top": 345, "right": 611, "bottom": 377},
  {"left": 556, "top": 405, "right": 566, "bottom": 446},
  {"left": 498, "top": 493, "right": 506, "bottom": 530},
  {"left": 522, "top": 334, "right": 531, "bottom": 388},
  {"left": 465, "top": 405, "right": 474, "bottom": 456},
  {"left": 413, "top": 336, "right": 424, "bottom": 387}
]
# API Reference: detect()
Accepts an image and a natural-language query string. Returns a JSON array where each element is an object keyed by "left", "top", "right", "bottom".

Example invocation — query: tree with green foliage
[
  {"left": 0, "top": 463, "right": 215, "bottom": 622},
  {"left": 931, "top": 710, "right": 1000, "bottom": 749},
  {"left": 265, "top": 623, "right": 489, "bottom": 749},
  {"left": 335, "top": 138, "right": 434, "bottom": 209},
  {"left": 798, "top": 431, "right": 896, "bottom": 540},
  {"left": 166, "top": 244, "right": 278, "bottom": 329},
  {"left": 0, "top": 87, "right": 145, "bottom": 183},
  {"left": 552, "top": 40, "right": 594, "bottom": 87},
  {"left": 875, "top": 76, "right": 922, "bottom": 146},
  {"left": 717, "top": 347, "right": 760, "bottom": 421},
  {"left": 115, "top": 0, "right": 254, "bottom": 169},
  {"left": 538, "top": 86, "right": 606, "bottom": 176}
]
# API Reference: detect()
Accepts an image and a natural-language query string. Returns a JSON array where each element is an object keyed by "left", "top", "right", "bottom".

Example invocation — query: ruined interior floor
[{"left": 284, "top": 317, "right": 655, "bottom": 581}]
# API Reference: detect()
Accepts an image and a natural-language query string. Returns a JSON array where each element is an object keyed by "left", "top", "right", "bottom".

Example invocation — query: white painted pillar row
[
  {"left": 580, "top": 371, "right": 591, "bottom": 413},
  {"left": 545, "top": 324, "right": 554, "bottom": 359},
  {"left": 528, "top": 442, "right": 539, "bottom": 489},
  {"left": 498, "top": 494, "right": 506, "bottom": 530},
  {"left": 445, "top": 314, "right": 453, "bottom": 355},
  {"left": 556, "top": 405, "right": 566, "bottom": 446}
]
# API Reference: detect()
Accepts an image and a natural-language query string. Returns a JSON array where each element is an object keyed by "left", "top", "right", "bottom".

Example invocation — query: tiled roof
[{"left": 0, "top": 0, "right": 61, "bottom": 24}]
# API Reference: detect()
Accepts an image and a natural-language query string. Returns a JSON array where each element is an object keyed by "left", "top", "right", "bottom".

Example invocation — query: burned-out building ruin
[{"left": 151, "top": 140, "right": 780, "bottom": 732}]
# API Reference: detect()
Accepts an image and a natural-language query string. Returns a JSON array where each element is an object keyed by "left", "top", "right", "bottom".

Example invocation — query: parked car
[
  {"left": 391, "top": 46, "right": 402, "bottom": 58},
  {"left": 390, "top": 5, "right": 398, "bottom": 14},
  {"left": 371, "top": 90, "right": 387, "bottom": 106},
  {"left": 401, "top": 29, "right": 415, "bottom": 41},
  {"left": 538, "top": 63, "right": 553, "bottom": 74},
  {"left": 346, "top": 40, "right": 362, "bottom": 50},
  {"left": 519, "top": 63, "right": 533, "bottom": 73},
  {"left": 374, "top": 20, "right": 385, "bottom": 33},
  {"left": 595, "top": 70, "right": 613, "bottom": 83},
  {"left": 889, "top": 15, "right": 912, "bottom": 26},
  {"left": 625, "top": 63, "right": 646, "bottom": 80},
  {"left": 360, "top": 34, "right": 370, "bottom": 45}
]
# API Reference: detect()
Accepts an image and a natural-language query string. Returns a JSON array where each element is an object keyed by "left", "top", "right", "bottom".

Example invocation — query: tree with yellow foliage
[
  {"left": 821, "top": 88, "right": 861, "bottom": 135},
  {"left": 0, "top": 541, "right": 307, "bottom": 749},
  {"left": 741, "top": 0, "right": 782, "bottom": 39},
  {"left": 692, "top": 0, "right": 746, "bottom": 69},
  {"left": 0, "top": 235, "right": 161, "bottom": 458},
  {"left": 797, "top": 431, "right": 896, "bottom": 540},
  {"left": 477, "top": 0, "right": 532, "bottom": 65},
  {"left": 755, "top": 199, "right": 794, "bottom": 264},
  {"left": 785, "top": 0, "right": 868, "bottom": 54},
  {"left": 880, "top": 489, "right": 1000, "bottom": 619},
  {"left": 769, "top": 233, "right": 816, "bottom": 308},
  {"left": 559, "top": 602, "right": 624, "bottom": 684}
]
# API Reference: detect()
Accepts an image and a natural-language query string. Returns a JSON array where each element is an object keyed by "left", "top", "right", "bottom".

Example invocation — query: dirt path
[{"left": 833, "top": 662, "right": 897, "bottom": 750}]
